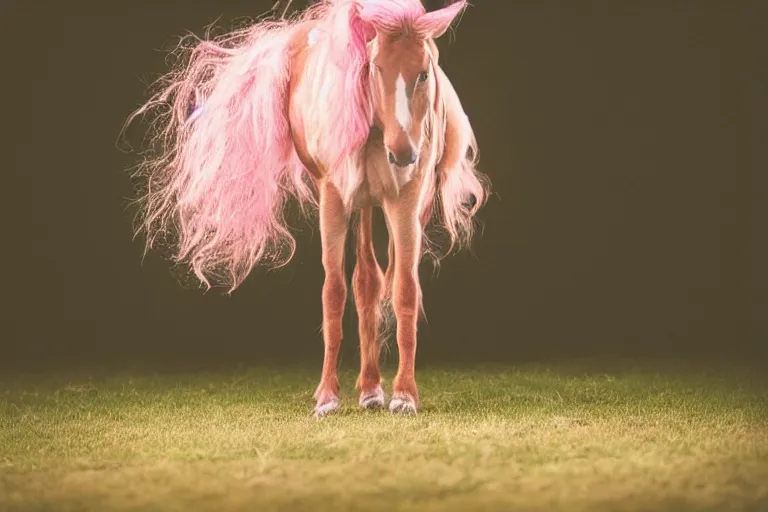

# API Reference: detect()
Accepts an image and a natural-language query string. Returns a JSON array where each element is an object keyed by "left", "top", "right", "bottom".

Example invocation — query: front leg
[
  {"left": 353, "top": 207, "right": 386, "bottom": 409},
  {"left": 313, "top": 181, "right": 349, "bottom": 417},
  {"left": 382, "top": 178, "right": 424, "bottom": 414}
]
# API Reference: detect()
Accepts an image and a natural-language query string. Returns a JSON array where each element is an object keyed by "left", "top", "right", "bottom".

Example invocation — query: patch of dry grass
[{"left": 1, "top": 361, "right": 766, "bottom": 511}]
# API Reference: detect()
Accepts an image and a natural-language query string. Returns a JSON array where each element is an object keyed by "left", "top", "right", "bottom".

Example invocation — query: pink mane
[
  {"left": 314, "top": 1, "right": 376, "bottom": 170},
  {"left": 123, "top": 2, "right": 366, "bottom": 291},
  {"left": 357, "top": 0, "right": 426, "bottom": 33},
  {"left": 123, "top": 0, "right": 483, "bottom": 292}
]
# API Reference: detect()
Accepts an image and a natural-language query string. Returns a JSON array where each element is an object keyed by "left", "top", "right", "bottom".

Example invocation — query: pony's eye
[{"left": 417, "top": 71, "right": 429, "bottom": 83}]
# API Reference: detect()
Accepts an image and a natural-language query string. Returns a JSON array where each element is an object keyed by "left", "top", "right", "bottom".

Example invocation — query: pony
[{"left": 123, "top": 0, "right": 490, "bottom": 416}]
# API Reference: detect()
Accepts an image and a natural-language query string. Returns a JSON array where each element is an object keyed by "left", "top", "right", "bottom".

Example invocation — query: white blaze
[{"left": 395, "top": 73, "right": 411, "bottom": 131}]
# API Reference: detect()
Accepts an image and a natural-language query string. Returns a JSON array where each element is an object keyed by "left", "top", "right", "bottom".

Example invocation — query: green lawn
[{"left": 1, "top": 360, "right": 767, "bottom": 511}]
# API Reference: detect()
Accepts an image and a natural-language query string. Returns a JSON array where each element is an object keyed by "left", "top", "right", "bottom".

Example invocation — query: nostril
[{"left": 387, "top": 149, "right": 418, "bottom": 167}]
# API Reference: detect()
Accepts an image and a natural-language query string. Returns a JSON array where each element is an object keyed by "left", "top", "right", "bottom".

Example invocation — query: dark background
[{"left": 4, "top": 0, "right": 765, "bottom": 373}]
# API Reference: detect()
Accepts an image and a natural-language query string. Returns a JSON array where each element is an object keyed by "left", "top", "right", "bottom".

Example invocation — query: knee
[
  {"left": 353, "top": 264, "right": 383, "bottom": 306},
  {"left": 323, "top": 272, "right": 347, "bottom": 314},
  {"left": 393, "top": 273, "right": 419, "bottom": 317}
]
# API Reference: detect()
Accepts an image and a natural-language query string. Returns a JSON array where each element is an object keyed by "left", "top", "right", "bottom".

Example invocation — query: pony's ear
[
  {"left": 414, "top": 1, "right": 468, "bottom": 39},
  {"left": 360, "top": 21, "right": 377, "bottom": 43},
  {"left": 352, "top": 0, "right": 380, "bottom": 42}
]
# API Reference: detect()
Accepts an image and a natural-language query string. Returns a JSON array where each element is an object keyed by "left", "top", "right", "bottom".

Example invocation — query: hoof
[
  {"left": 359, "top": 385, "right": 386, "bottom": 409},
  {"left": 389, "top": 392, "right": 417, "bottom": 415},
  {"left": 313, "top": 396, "right": 340, "bottom": 418}
]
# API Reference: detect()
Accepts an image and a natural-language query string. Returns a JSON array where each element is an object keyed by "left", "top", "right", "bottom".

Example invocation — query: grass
[{"left": 1, "top": 359, "right": 767, "bottom": 512}]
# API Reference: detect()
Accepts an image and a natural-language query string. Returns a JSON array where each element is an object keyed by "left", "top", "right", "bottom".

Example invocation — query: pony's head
[{"left": 358, "top": 0, "right": 467, "bottom": 168}]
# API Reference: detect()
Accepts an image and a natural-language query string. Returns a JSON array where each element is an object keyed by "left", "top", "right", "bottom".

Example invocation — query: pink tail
[{"left": 125, "top": 19, "right": 315, "bottom": 292}]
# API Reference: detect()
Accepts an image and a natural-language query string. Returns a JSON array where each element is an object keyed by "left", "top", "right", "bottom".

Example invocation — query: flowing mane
[
  {"left": 124, "top": 1, "right": 378, "bottom": 290},
  {"left": 302, "top": 0, "right": 375, "bottom": 169}
]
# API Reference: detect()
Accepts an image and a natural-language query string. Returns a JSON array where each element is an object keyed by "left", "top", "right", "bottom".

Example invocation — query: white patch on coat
[
  {"left": 307, "top": 27, "right": 320, "bottom": 47},
  {"left": 395, "top": 73, "right": 411, "bottom": 131}
]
